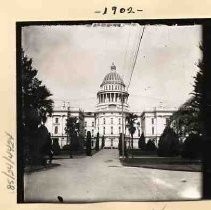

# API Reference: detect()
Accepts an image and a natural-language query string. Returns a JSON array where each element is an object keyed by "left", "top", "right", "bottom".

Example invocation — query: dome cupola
[
  {"left": 96, "top": 63, "right": 129, "bottom": 112},
  {"left": 100, "top": 63, "right": 125, "bottom": 87}
]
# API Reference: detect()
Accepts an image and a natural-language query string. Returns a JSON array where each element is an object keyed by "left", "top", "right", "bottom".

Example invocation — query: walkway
[{"left": 24, "top": 149, "right": 202, "bottom": 202}]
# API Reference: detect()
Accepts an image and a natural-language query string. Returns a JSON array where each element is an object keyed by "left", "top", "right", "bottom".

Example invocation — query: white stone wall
[
  {"left": 84, "top": 115, "right": 95, "bottom": 137},
  {"left": 141, "top": 110, "right": 176, "bottom": 146},
  {"left": 45, "top": 108, "right": 81, "bottom": 148}
]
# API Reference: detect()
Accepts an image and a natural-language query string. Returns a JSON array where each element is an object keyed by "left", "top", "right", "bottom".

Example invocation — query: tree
[
  {"left": 126, "top": 113, "right": 138, "bottom": 155},
  {"left": 65, "top": 117, "right": 80, "bottom": 152},
  {"left": 138, "top": 132, "right": 146, "bottom": 149},
  {"left": 95, "top": 132, "right": 99, "bottom": 151},
  {"left": 101, "top": 136, "right": 105, "bottom": 149},
  {"left": 181, "top": 133, "right": 202, "bottom": 159},
  {"left": 21, "top": 50, "right": 54, "bottom": 165},
  {"left": 170, "top": 97, "right": 201, "bottom": 139},
  {"left": 52, "top": 138, "right": 61, "bottom": 155},
  {"left": 86, "top": 131, "right": 92, "bottom": 156},
  {"left": 157, "top": 127, "right": 180, "bottom": 157},
  {"left": 21, "top": 50, "right": 53, "bottom": 129}
]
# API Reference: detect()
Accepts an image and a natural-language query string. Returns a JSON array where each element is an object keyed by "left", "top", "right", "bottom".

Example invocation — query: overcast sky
[{"left": 22, "top": 23, "right": 202, "bottom": 112}]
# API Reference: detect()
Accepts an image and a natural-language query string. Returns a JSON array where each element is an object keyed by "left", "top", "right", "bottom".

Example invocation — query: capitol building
[{"left": 45, "top": 63, "right": 176, "bottom": 149}]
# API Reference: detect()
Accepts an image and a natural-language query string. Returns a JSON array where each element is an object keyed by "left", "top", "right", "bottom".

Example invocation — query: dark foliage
[
  {"left": 52, "top": 138, "right": 61, "bottom": 155},
  {"left": 157, "top": 127, "right": 180, "bottom": 157},
  {"left": 95, "top": 132, "right": 100, "bottom": 151},
  {"left": 65, "top": 117, "right": 80, "bottom": 151},
  {"left": 145, "top": 139, "right": 156, "bottom": 151},
  {"left": 138, "top": 132, "right": 146, "bottom": 149},
  {"left": 181, "top": 134, "right": 202, "bottom": 159},
  {"left": 62, "top": 144, "right": 71, "bottom": 151},
  {"left": 86, "top": 131, "right": 92, "bottom": 156},
  {"left": 21, "top": 50, "right": 54, "bottom": 166},
  {"left": 126, "top": 113, "right": 138, "bottom": 150},
  {"left": 21, "top": 50, "right": 53, "bottom": 128},
  {"left": 101, "top": 136, "right": 105, "bottom": 149}
]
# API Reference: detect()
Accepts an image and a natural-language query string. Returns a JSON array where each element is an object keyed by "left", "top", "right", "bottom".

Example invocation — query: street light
[{"left": 121, "top": 85, "right": 125, "bottom": 158}]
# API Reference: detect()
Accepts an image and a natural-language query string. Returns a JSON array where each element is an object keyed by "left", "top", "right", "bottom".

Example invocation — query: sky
[{"left": 22, "top": 23, "right": 202, "bottom": 112}]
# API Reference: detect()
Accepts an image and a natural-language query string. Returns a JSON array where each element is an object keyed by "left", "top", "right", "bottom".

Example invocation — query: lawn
[{"left": 120, "top": 149, "right": 202, "bottom": 172}]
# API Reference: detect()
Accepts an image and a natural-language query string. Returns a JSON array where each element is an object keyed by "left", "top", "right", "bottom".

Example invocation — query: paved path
[{"left": 24, "top": 149, "right": 201, "bottom": 202}]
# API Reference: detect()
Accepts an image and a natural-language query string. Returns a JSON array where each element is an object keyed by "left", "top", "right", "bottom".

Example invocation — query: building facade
[
  {"left": 140, "top": 108, "right": 177, "bottom": 146},
  {"left": 46, "top": 64, "right": 176, "bottom": 149}
]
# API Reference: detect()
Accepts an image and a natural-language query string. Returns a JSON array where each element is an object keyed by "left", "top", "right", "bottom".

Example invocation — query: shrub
[
  {"left": 138, "top": 132, "right": 146, "bottom": 149},
  {"left": 145, "top": 139, "right": 156, "bottom": 151},
  {"left": 71, "top": 132, "right": 80, "bottom": 151},
  {"left": 157, "top": 127, "right": 180, "bottom": 157},
  {"left": 181, "top": 133, "right": 202, "bottom": 159},
  {"left": 52, "top": 138, "right": 61, "bottom": 155},
  {"left": 86, "top": 131, "right": 92, "bottom": 156},
  {"left": 95, "top": 132, "right": 99, "bottom": 151},
  {"left": 62, "top": 144, "right": 71, "bottom": 151},
  {"left": 101, "top": 136, "right": 105, "bottom": 149}
]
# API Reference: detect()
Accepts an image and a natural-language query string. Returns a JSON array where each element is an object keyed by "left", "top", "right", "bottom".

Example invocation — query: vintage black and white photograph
[{"left": 17, "top": 20, "right": 208, "bottom": 203}]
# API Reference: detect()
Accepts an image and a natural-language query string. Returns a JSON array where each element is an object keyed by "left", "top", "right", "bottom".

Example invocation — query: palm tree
[{"left": 126, "top": 113, "right": 138, "bottom": 157}]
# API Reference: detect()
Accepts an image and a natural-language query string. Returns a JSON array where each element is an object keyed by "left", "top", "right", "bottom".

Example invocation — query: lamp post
[{"left": 121, "top": 86, "right": 125, "bottom": 158}]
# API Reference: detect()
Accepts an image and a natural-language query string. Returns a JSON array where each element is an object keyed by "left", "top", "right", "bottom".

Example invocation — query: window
[
  {"left": 84, "top": 121, "right": 87, "bottom": 127},
  {"left": 55, "top": 117, "right": 59, "bottom": 123},
  {"left": 92, "top": 129, "right": 94, "bottom": 136},
  {"left": 119, "top": 126, "right": 121, "bottom": 134},
  {"left": 103, "top": 118, "right": 106, "bottom": 124},
  {"left": 92, "top": 121, "right": 94, "bottom": 127},
  {"left": 103, "top": 127, "right": 105, "bottom": 135},
  {"left": 109, "top": 85, "right": 111, "bottom": 90},
  {"left": 119, "top": 118, "right": 121, "bottom": 124},
  {"left": 152, "top": 118, "right": 154, "bottom": 124},
  {"left": 54, "top": 126, "right": 58, "bottom": 134},
  {"left": 112, "top": 85, "right": 113, "bottom": 90},
  {"left": 111, "top": 126, "right": 113, "bottom": 134},
  {"left": 111, "top": 118, "right": 113, "bottom": 124},
  {"left": 152, "top": 127, "right": 154, "bottom": 135}
]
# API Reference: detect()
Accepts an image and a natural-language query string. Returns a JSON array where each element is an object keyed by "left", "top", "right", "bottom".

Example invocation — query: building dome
[{"left": 100, "top": 63, "right": 125, "bottom": 87}]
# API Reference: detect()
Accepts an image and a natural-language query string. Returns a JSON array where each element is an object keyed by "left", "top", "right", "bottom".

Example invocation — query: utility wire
[
  {"left": 128, "top": 26, "right": 143, "bottom": 77},
  {"left": 122, "top": 26, "right": 132, "bottom": 81},
  {"left": 127, "top": 26, "right": 145, "bottom": 91}
]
